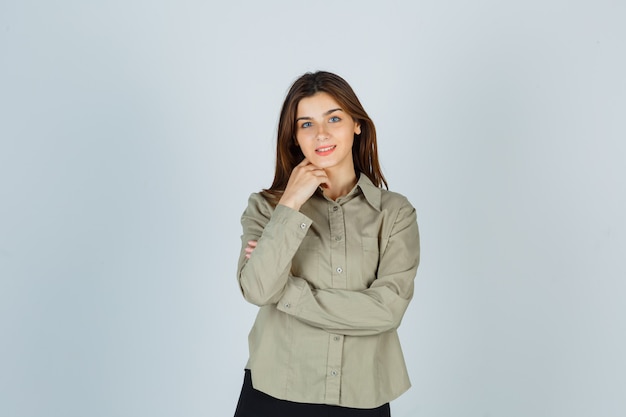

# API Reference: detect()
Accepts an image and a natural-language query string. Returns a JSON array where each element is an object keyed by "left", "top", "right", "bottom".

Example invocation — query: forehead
[{"left": 296, "top": 92, "right": 342, "bottom": 116}]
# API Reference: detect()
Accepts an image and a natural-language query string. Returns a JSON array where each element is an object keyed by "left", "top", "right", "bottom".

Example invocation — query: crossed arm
[{"left": 237, "top": 194, "right": 420, "bottom": 336}]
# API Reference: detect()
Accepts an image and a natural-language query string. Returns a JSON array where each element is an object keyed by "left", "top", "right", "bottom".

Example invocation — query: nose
[{"left": 316, "top": 124, "right": 329, "bottom": 141}]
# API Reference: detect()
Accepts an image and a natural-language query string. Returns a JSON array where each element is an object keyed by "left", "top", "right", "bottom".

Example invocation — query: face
[{"left": 295, "top": 92, "right": 361, "bottom": 172}]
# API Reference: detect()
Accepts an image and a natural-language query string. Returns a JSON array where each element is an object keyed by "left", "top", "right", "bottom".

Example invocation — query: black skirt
[{"left": 234, "top": 369, "right": 391, "bottom": 417}]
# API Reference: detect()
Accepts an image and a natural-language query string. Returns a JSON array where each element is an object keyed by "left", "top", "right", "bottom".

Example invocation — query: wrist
[{"left": 278, "top": 195, "right": 302, "bottom": 211}]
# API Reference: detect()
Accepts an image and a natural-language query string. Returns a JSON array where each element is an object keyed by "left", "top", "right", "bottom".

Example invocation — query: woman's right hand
[{"left": 278, "top": 158, "right": 330, "bottom": 211}]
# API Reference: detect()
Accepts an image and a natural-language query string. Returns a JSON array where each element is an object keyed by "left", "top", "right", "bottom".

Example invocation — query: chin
[{"left": 314, "top": 160, "right": 338, "bottom": 169}]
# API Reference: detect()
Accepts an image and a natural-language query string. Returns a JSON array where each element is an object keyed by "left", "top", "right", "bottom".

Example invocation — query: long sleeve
[
  {"left": 238, "top": 177, "right": 417, "bottom": 408},
  {"left": 237, "top": 193, "right": 313, "bottom": 306},
  {"left": 276, "top": 199, "right": 420, "bottom": 336}
]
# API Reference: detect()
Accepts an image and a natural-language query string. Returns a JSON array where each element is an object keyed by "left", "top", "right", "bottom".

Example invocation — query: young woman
[{"left": 234, "top": 71, "right": 420, "bottom": 417}]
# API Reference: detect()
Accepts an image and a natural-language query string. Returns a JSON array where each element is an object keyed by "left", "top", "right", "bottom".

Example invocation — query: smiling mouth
[{"left": 315, "top": 145, "right": 336, "bottom": 154}]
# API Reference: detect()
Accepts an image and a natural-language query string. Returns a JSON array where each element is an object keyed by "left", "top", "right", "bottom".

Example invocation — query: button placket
[
  {"left": 325, "top": 332, "right": 344, "bottom": 403},
  {"left": 328, "top": 202, "right": 346, "bottom": 288}
]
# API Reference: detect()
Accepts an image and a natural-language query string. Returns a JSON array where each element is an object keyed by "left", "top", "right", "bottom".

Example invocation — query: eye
[
  {"left": 329, "top": 116, "right": 341, "bottom": 123},
  {"left": 301, "top": 121, "right": 312, "bottom": 128}
]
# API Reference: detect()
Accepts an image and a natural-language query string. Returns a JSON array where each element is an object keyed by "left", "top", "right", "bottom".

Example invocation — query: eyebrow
[{"left": 295, "top": 108, "right": 343, "bottom": 122}]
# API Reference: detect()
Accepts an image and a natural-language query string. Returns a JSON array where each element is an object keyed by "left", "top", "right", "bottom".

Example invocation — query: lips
[{"left": 315, "top": 145, "right": 336, "bottom": 155}]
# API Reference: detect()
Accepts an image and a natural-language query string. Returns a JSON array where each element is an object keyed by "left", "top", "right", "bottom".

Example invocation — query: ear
[{"left": 354, "top": 121, "right": 361, "bottom": 135}]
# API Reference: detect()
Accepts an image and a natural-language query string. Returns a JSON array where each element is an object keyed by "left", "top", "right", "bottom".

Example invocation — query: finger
[
  {"left": 311, "top": 170, "right": 329, "bottom": 184},
  {"left": 317, "top": 172, "right": 331, "bottom": 188},
  {"left": 311, "top": 169, "right": 327, "bottom": 176},
  {"left": 247, "top": 240, "right": 258, "bottom": 247},
  {"left": 297, "top": 157, "right": 310, "bottom": 167}
]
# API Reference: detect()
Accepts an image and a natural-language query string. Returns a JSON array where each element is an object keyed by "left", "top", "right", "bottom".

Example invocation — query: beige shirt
[{"left": 237, "top": 174, "right": 420, "bottom": 409}]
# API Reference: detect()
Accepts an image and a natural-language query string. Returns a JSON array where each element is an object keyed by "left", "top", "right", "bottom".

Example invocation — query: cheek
[
  {"left": 338, "top": 127, "right": 356, "bottom": 143},
  {"left": 333, "top": 124, "right": 355, "bottom": 137},
  {"left": 296, "top": 130, "right": 315, "bottom": 144}
]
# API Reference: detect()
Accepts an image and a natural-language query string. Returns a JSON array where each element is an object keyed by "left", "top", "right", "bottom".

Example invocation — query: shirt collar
[{"left": 356, "top": 173, "right": 382, "bottom": 211}]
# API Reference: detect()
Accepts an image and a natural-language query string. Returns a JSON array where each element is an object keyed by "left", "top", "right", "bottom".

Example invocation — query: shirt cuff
[
  {"left": 269, "top": 204, "right": 313, "bottom": 236},
  {"left": 277, "top": 277, "right": 308, "bottom": 315}
]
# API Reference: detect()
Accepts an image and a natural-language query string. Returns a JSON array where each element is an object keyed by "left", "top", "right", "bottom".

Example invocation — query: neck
[{"left": 323, "top": 165, "right": 358, "bottom": 201}]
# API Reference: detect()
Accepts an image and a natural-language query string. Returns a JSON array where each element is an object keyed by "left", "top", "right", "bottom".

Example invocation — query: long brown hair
[{"left": 263, "top": 71, "right": 387, "bottom": 202}]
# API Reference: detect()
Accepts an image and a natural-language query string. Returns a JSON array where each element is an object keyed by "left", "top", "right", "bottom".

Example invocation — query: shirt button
[
  {"left": 335, "top": 236, "right": 342, "bottom": 241},
  {"left": 284, "top": 303, "right": 291, "bottom": 308},
  {"left": 336, "top": 267, "right": 343, "bottom": 274},
  {"left": 330, "top": 370, "right": 338, "bottom": 376},
  {"left": 334, "top": 336, "right": 341, "bottom": 341},
  {"left": 300, "top": 223, "right": 307, "bottom": 229},
  {"left": 332, "top": 206, "right": 339, "bottom": 212}
]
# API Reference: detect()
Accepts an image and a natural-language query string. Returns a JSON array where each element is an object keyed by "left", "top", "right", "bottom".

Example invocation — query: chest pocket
[
  {"left": 290, "top": 235, "right": 320, "bottom": 282},
  {"left": 360, "top": 236, "right": 380, "bottom": 286}
]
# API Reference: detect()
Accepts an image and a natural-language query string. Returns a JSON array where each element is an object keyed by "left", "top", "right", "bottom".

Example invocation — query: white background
[{"left": 1, "top": 1, "right": 625, "bottom": 416}]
